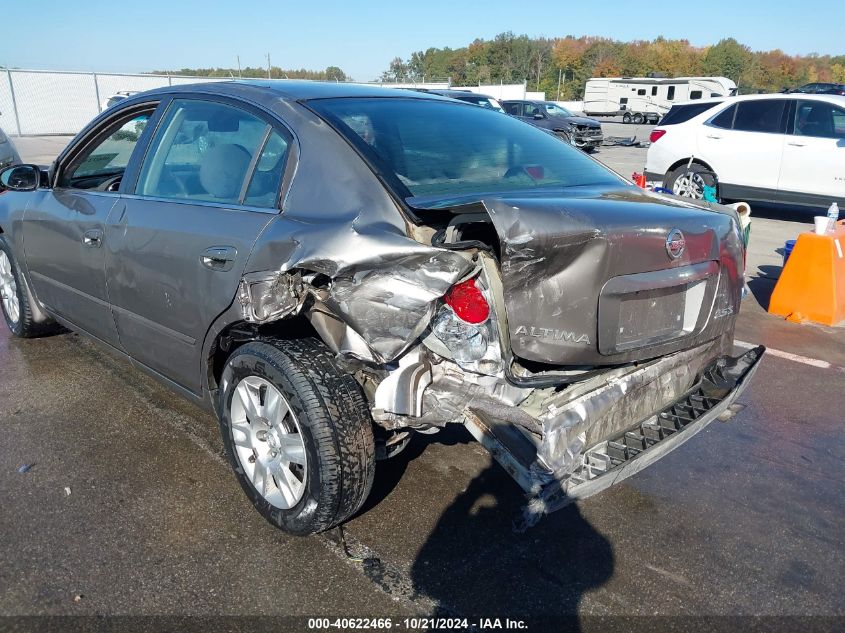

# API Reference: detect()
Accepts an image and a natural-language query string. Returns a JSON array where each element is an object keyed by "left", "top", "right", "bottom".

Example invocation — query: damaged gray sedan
[{"left": 0, "top": 81, "right": 763, "bottom": 535}]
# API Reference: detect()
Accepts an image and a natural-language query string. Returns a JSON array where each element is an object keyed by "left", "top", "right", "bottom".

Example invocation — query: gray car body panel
[
  {"left": 0, "top": 82, "right": 757, "bottom": 514},
  {"left": 0, "top": 81, "right": 745, "bottom": 394}
]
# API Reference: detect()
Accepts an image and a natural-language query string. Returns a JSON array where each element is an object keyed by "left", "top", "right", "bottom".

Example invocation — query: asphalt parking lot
[{"left": 2, "top": 133, "right": 843, "bottom": 629}]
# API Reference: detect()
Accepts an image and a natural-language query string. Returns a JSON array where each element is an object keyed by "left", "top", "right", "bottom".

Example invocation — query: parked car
[
  {"left": 421, "top": 89, "right": 505, "bottom": 112},
  {"left": 0, "top": 124, "right": 21, "bottom": 169},
  {"left": 0, "top": 81, "right": 763, "bottom": 535},
  {"left": 646, "top": 93, "right": 845, "bottom": 208},
  {"left": 102, "top": 90, "right": 139, "bottom": 111},
  {"left": 790, "top": 83, "right": 845, "bottom": 96},
  {"left": 502, "top": 99, "right": 603, "bottom": 151}
]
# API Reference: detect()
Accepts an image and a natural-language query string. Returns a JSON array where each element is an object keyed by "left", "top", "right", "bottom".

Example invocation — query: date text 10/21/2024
[{"left": 307, "top": 617, "right": 529, "bottom": 630}]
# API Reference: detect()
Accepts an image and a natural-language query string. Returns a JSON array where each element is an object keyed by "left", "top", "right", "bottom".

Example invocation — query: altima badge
[{"left": 666, "top": 229, "right": 686, "bottom": 259}]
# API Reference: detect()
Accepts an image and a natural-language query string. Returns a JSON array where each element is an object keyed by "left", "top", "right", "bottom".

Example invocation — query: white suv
[{"left": 646, "top": 93, "right": 845, "bottom": 208}]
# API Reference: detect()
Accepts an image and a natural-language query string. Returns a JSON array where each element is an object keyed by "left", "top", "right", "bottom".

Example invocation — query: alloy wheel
[
  {"left": 230, "top": 376, "right": 308, "bottom": 509},
  {"left": 672, "top": 171, "right": 706, "bottom": 199},
  {"left": 0, "top": 251, "right": 20, "bottom": 324}
]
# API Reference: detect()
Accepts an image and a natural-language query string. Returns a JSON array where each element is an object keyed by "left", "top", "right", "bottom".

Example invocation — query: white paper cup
[{"left": 814, "top": 216, "right": 831, "bottom": 235}]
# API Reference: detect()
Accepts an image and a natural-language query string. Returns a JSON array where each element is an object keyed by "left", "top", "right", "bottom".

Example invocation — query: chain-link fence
[
  {"left": 0, "top": 69, "right": 225, "bottom": 136},
  {"left": 0, "top": 69, "right": 549, "bottom": 137}
]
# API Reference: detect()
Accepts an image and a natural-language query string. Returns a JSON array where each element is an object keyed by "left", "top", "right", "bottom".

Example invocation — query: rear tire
[
  {"left": 218, "top": 339, "right": 376, "bottom": 536},
  {"left": 622, "top": 112, "right": 632, "bottom": 124},
  {"left": 0, "top": 236, "right": 62, "bottom": 338},
  {"left": 632, "top": 112, "right": 645, "bottom": 124},
  {"left": 664, "top": 163, "right": 719, "bottom": 200}
]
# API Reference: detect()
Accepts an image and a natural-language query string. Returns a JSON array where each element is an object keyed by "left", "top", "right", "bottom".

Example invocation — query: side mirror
[
  {"left": 0, "top": 164, "right": 41, "bottom": 192},
  {"left": 533, "top": 112, "right": 545, "bottom": 120}
]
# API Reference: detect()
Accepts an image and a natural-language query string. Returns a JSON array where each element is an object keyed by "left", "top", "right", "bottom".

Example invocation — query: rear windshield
[
  {"left": 660, "top": 101, "right": 723, "bottom": 126},
  {"left": 309, "top": 97, "right": 621, "bottom": 199},
  {"left": 455, "top": 95, "right": 505, "bottom": 112}
]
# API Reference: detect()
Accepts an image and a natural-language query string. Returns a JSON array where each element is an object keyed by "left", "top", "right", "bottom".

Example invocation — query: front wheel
[
  {"left": 218, "top": 339, "right": 376, "bottom": 536},
  {"left": 0, "top": 236, "right": 61, "bottom": 338},
  {"left": 622, "top": 112, "right": 632, "bottom": 124}
]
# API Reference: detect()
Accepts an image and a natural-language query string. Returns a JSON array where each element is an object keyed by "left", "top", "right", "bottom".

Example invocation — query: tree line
[
  {"left": 151, "top": 66, "right": 349, "bottom": 82},
  {"left": 380, "top": 33, "right": 845, "bottom": 99}
]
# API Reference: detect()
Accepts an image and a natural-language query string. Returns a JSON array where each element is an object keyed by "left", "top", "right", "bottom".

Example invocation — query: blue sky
[{"left": 2, "top": 0, "right": 840, "bottom": 81}]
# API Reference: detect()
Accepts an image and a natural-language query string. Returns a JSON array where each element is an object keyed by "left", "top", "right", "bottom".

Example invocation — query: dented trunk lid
[{"left": 410, "top": 186, "right": 745, "bottom": 367}]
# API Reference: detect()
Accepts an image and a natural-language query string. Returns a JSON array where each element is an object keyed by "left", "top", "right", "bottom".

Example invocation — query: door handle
[
  {"left": 706, "top": 134, "right": 722, "bottom": 139},
  {"left": 787, "top": 142, "right": 806, "bottom": 147},
  {"left": 83, "top": 229, "right": 103, "bottom": 247},
  {"left": 200, "top": 246, "right": 237, "bottom": 272}
]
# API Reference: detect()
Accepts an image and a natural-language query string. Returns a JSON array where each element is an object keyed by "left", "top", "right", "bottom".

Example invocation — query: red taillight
[
  {"left": 649, "top": 129, "right": 666, "bottom": 143},
  {"left": 444, "top": 278, "right": 490, "bottom": 324}
]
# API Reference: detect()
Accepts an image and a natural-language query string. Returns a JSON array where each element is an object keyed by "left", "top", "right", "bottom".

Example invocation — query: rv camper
[{"left": 583, "top": 77, "right": 737, "bottom": 123}]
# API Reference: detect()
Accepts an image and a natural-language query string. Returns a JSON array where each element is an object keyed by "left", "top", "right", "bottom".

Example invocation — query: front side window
[
  {"left": 310, "top": 97, "right": 622, "bottom": 200},
  {"left": 733, "top": 100, "right": 786, "bottom": 134},
  {"left": 544, "top": 103, "right": 572, "bottom": 117},
  {"left": 136, "top": 99, "right": 288, "bottom": 207},
  {"left": 689, "top": 90, "right": 703, "bottom": 100},
  {"left": 523, "top": 103, "right": 544, "bottom": 117},
  {"left": 794, "top": 100, "right": 845, "bottom": 139},
  {"left": 61, "top": 112, "right": 151, "bottom": 190}
]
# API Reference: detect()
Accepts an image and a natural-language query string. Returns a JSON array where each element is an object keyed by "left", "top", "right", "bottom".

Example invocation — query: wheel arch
[
  {"left": 665, "top": 157, "right": 717, "bottom": 180},
  {"left": 205, "top": 314, "right": 321, "bottom": 415}
]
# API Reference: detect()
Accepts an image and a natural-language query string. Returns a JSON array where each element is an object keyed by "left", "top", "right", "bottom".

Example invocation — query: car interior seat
[{"left": 199, "top": 143, "right": 252, "bottom": 200}]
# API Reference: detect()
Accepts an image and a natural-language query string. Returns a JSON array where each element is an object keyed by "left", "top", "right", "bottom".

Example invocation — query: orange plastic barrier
[{"left": 768, "top": 220, "right": 845, "bottom": 326}]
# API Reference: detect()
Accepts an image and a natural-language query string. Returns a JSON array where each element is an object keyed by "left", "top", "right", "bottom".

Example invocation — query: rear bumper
[{"left": 463, "top": 344, "right": 765, "bottom": 530}]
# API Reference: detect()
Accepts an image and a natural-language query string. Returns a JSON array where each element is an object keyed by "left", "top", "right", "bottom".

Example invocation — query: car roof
[
  {"left": 131, "top": 79, "right": 447, "bottom": 102},
  {"left": 723, "top": 92, "right": 844, "bottom": 103},
  {"left": 670, "top": 92, "right": 845, "bottom": 109}
]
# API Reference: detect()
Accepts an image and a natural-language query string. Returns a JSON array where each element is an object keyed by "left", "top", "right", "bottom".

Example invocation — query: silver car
[
  {"left": 0, "top": 82, "right": 763, "bottom": 535},
  {"left": 0, "top": 125, "right": 21, "bottom": 169}
]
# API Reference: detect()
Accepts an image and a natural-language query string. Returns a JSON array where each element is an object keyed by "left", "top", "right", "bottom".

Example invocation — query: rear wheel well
[
  {"left": 207, "top": 315, "right": 321, "bottom": 413},
  {"left": 665, "top": 158, "right": 716, "bottom": 180}
]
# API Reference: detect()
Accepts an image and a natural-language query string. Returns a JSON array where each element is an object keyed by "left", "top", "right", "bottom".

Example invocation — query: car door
[
  {"left": 696, "top": 99, "right": 788, "bottom": 196},
  {"left": 22, "top": 103, "right": 158, "bottom": 349},
  {"left": 105, "top": 97, "right": 292, "bottom": 394},
  {"left": 778, "top": 99, "right": 845, "bottom": 204}
]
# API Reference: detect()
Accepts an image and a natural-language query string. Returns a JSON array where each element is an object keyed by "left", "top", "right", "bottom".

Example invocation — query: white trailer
[{"left": 583, "top": 76, "right": 737, "bottom": 124}]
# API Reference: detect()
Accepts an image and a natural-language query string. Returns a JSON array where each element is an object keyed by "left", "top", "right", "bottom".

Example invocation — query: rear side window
[
  {"left": 690, "top": 91, "right": 703, "bottom": 100},
  {"left": 504, "top": 103, "right": 520, "bottom": 115},
  {"left": 136, "top": 99, "right": 289, "bottom": 207},
  {"left": 651, "top": 87, "right": 658, "bottom": 96},
  {"left": 660, "top": 102, "right": 723, "bottom": 126},
  {"left": 733, "top": 100, "right": 786, "bottom": 133},
  {"left": 637, "top": 89, "right": 646, "bottom": 96},
  {"left": 710, "top": 104, "right": 736, "bottom": 129},
  {"left": 667, "top": 86, "right": 676, "bottom": 100}
]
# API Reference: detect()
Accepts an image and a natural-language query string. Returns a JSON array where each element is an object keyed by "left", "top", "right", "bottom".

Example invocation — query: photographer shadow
[{"left": 407, "top": 447, "right": 615, "bottom": 629}]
